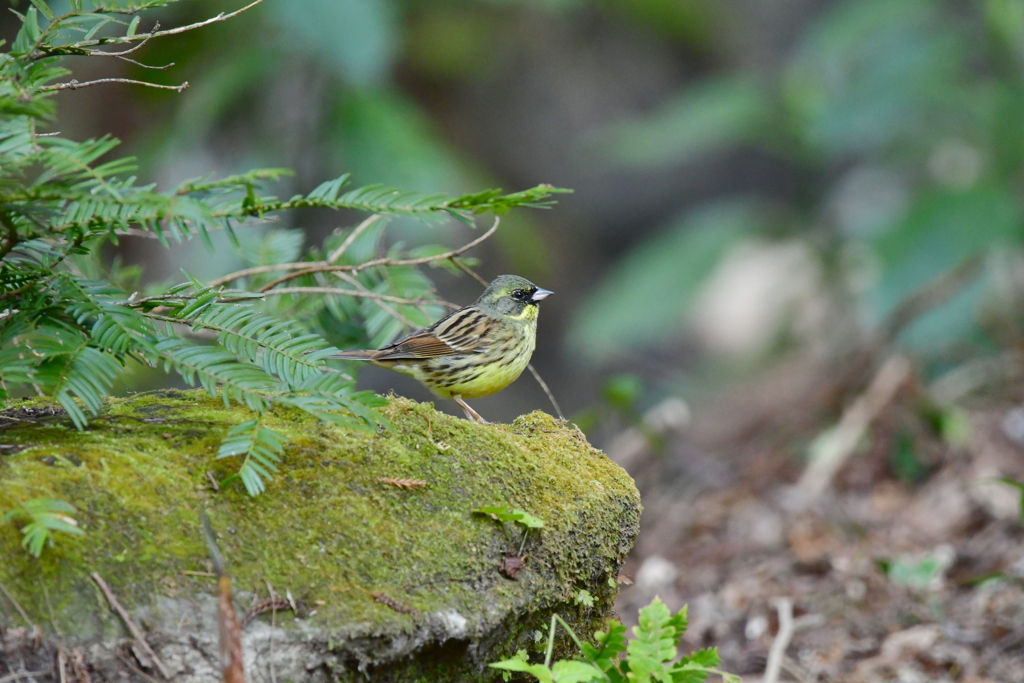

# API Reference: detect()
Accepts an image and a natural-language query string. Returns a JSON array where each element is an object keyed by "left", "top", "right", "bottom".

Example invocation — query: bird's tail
[{"left": 328, "top": 349, "right": 377, "bottom": 361}]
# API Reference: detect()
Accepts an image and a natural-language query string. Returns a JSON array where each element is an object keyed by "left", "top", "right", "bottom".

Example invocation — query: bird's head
[{"left": 476, "top": 274, "right": 553, "bottom": 320}]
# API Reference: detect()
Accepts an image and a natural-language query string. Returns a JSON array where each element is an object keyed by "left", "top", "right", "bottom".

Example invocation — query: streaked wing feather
[
  {"left": 372, "top": 306, "right": 496, "bottom": 361},
  {"left": 433, "top": 307, "right": 498, "bottom": 352},
  {"left": 374, "top": 333, "right": 456, "bottom": 359}
]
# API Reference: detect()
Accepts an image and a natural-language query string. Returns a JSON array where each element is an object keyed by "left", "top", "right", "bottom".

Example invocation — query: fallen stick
[
  {"left": 763, "top": 597, "right": 794, "bottom": 683},
  {"left": 201, "top": 513, "right": 245, "bottom": 683},
  {"left": 0, "top": 670, "right": 50, "bottom": 683},
  {"left": 90, "top": 572, "right": 171, "bottom": 680},
  {"left": 793, "top": 354, "right": 911, "bottom": 506}
]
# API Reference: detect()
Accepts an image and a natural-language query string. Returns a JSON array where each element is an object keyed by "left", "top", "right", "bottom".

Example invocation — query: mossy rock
[{"left": 0, "top": 390, "right": 640, "bottom": 682}]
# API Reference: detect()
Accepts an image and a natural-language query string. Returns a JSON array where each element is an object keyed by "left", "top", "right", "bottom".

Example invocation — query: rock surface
[{"left": 0, "top": 391, "right": 640, "bottom": 682}]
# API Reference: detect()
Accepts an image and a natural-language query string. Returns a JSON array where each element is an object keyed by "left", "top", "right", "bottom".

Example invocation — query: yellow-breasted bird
[{"left": 329, "top": 274, "right": 553, "bottom": 422}]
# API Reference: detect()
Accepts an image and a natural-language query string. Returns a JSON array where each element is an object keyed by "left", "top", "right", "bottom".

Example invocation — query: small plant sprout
[
  {"left": 474, "top": 505, "right": 545, "bottom": 555},
  {"left": 490, "top": 597, "right": 741, "bottom": 683},
  {"left": 2, "top": 498, "right": 84, "bottom": 557},
  {"left": 574, "top": 589, "right": 595, "bottom": 608}
]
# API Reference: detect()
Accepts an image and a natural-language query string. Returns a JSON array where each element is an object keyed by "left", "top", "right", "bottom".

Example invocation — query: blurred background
[{"left": 15, "top": 0, "right": 1024, "bottom": 679}]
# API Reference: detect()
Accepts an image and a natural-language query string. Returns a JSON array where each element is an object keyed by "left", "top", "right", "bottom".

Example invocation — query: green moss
[{"left": 0, "top": 390, "right": 640, "bottom": 680}]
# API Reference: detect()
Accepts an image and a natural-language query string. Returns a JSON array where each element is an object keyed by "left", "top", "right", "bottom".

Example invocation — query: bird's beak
[{"left": 531, "top": 288, "right": 554, "bottom": 302}]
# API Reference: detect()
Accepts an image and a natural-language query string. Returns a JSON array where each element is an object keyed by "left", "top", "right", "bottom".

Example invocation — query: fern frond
[
  {"left": 27, "top": 322, "right": 120, "bottom": 429},
  {"left": 59, "top": 275, "right": 157, "bottom": 354},
  {"left": 156, "top": 296, "right": 342, "bottom": 388},
  {"left": 271, "top": 179, "right": 571, "bottom": 223},
  {"left": 1, "top": 498, "right": 83, "bottom": 557},
  {"left": 154, "top": 337, "right": 275, "bottom": 412},
  {"left": 216, "top": 419, "right": 287, "bottom": 496}
]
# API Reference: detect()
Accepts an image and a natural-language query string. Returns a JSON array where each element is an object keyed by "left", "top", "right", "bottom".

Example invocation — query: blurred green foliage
[
  {"left": 571, "top": 0, "right": 1024, "bottom": 367},
  {"left": 12, "top": 0, "right": 1023, "bottom": 421},
  {"left": 271, "top": 0, "right": 398, "bottom": 86},
  {"left": 569, "top": 201, "right": 759, "bottom": 361}
]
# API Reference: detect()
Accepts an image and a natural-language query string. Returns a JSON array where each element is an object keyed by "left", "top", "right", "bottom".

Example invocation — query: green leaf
[
  {"left": 574, "top": 589, "right": 595, "bottom": 608},
  {"left": 550, "top": 660, "right": 605, "bottom": 683},
  {"left": 29, "top": 0, "right": 56, "bottom": 22},
  {"left": 475, "top": 505, "right": 545, "bottom": 529},
  {"left": 488, "top": 599, "right": 737, "bottom": 683},
  {"left": 581, "top": 620, "right": 627, "bottom": 670},
  {"left": 11, "top": 7, "right": 41, "bottom": 55},
  {"left": 886, "top": 554, "right": 944, "bottom": 591},
  {"left": 666, "top": 605, "right": 689, "bottom": 643},
  {"left": 672, "top": 648, "right": 721, "bottom": 683},
  {"left": 682, "top": 648, "right": 719, "bottom": 668},
  {"left": 490, "top": 657, "right": 555, "bottom": 683},
  {"left": 626, "top": 597, "right": 679, "bottom": 680}
]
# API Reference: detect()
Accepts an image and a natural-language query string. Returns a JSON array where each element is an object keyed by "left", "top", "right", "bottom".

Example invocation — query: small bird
[{"left": 330, "top": 274, "right": 553, "bottom": 423}]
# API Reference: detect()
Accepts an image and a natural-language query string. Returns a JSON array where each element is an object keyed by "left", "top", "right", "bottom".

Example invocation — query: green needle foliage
[
  {"left": 0, "top": 0, "right": 568, "bottom": 531},
  {"left": 491, "top": 597, "right": 739, "bottom": 683},
  {"left": 1, "top": 498, "right": 84, "bottom": 558}
]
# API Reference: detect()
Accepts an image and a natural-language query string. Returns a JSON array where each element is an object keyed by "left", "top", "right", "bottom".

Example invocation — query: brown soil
[{"left": 614, "top": 354, "right": 1024, "bottom": 683}]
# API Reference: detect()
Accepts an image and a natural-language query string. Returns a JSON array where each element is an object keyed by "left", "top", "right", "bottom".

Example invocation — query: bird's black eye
[{"left": 512, "top": 289, "right": 530, "bottom": 301}]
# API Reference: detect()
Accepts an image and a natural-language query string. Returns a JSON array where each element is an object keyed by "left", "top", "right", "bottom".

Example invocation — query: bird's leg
[{"left": 454, "top": 396, "right": 488, "bottom": 424}]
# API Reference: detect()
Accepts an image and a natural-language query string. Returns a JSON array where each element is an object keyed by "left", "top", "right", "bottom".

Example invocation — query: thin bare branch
[
  {"left": 327, "top": 214, "right": 382, "bottom": 264},
  {"left": 329, "top": 272, "right": 418, "bottom": 327},
  {"left": 0, "top": 581, "right": 36, "bottom": 631},
  {"left": 125, "top": 290, "right": 258, "bottom": 307},
  {"left": 792, "top": 354, "right": 912, "bottom": 506},
  {"left": 352, "top": 216, "right": 500, "bottom": 272},
  {"left": 40, "top": 0, "right": 267, "bottom": 56},
  {"left": 207, "top": 262, "right": 303, "bottom": 287},
  {"left": 255, "top": 217, "right": 501, "bottom": 292},
  {"left": 264, "top": 286, "right": 452, "bottom": 308},
  {"left": 0, "top": 671, "right": 49, "bottom": 683},
  {"left": 91, "top": 572, "right": 171, "bottom": 680},
  {"left": 878, "top": 253, "right": 985, "bottom": 345},
  {"left": 84, "top": 22, "right": 159, "bottom": 57},
  {"left": 764, "top": 598, "right": 794, "bottom": 683},
  {"left": 201, "top": 513, "right": 245, "bottom": 683},
  {"left": 527, "top": 363, "right": 564, "bottom": 420},
  {"left": 40, "top": 77, "right": 188, "bottom": 93},
  {"left": 449, "top": 257, "right": 489, "bottom": 287},
  {"left": 116, "top": 56, "right": 175, "bottom": 70}
]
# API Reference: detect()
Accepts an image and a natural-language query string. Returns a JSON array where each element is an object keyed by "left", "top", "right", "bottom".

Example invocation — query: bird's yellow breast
[{"left": 388, "top": 318, "right": 536, "bottom": 399}]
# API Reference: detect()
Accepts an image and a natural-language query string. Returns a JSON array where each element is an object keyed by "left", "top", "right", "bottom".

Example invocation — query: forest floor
[{"left": 612, "top": 352, "right": 1024, "bottom": 683}]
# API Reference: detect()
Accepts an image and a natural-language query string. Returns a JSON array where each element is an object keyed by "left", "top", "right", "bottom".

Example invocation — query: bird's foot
[{"left": 455, "top": 396, "right": 488, "bottom": 424}]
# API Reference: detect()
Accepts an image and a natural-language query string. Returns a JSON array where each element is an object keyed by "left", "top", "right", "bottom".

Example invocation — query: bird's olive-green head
[{"left": 475, "top": 274, "right": 553, "bottom": 320}]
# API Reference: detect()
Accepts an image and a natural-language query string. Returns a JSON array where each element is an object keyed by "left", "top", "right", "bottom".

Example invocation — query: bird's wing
[{"left": 371, "top": 306, "right": 497, "bottom": 361}]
